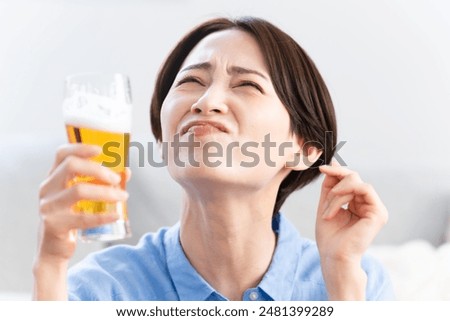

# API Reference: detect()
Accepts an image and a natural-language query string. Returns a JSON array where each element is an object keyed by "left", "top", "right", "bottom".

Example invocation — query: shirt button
[{"left": 249, "top": 291, "right": 259, "bottom": 301}]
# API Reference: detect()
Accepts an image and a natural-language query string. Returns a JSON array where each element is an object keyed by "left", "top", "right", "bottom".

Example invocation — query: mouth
[{"left": 181, "top": 120, "right": 228, "bottom": 136}]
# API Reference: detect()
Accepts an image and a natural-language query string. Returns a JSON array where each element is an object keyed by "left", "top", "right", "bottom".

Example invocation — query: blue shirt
[{"left": 68, "top": 214, "right": 394, "bottom": 300}]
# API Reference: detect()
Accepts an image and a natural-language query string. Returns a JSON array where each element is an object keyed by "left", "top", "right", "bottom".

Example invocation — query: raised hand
[
  {"left": 315, "top": 162, "right": 388, "bottom": 300},
  {"left": 34, "top": 144, "right": 130, "bottom": 300}
]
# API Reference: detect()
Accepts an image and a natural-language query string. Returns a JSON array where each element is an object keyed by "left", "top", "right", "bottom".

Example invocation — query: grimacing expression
[{"left": 160, "top": 30, "right": 307, "bottom": 190}]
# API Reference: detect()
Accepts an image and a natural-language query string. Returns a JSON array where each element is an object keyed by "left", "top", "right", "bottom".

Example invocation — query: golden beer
[
  {"left": 63, "top": 72, "right": 132, "bottom": 241},
  {"left": 66, "top": 124, "right": 130, "bottom": 212}
]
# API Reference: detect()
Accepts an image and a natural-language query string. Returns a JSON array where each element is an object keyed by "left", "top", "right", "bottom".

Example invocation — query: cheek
[
  {"left": 244, "top": 107, "right": 292, "bottom": 141},
  {"left": 160, "top": 95, "right": 190, "bottom": 140},
  {"left": 244, "top": 107, "right": 294, "bottom": 162},
  {"left": 159, "top": 106, "right": 172, "bottom": 139}
]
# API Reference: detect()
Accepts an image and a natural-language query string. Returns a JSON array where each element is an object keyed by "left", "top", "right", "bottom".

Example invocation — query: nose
[{"left": 190, "top": 86, "right": 229, "bottom": 115}]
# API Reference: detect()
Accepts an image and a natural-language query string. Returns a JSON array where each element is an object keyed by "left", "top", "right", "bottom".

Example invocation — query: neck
[{"left": 179, "top": 187, "right": 277, "bottom": 301}]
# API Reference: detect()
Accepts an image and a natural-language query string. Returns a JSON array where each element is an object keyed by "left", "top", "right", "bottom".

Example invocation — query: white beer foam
[{"left": 63, "top": 93, "right": 131, "bottom": 133}]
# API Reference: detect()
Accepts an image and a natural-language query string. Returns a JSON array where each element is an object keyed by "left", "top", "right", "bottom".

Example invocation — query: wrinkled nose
[{"left": 190, "top": 86, "right": 229, "bottom": 115}]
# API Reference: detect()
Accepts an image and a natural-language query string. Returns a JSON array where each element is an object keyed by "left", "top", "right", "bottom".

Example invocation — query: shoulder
[{"left": 68, "top": 226, "right": 178, "bottom": 300}]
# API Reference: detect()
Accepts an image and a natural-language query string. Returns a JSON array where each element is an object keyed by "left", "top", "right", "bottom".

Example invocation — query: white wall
[
  {"left": 1, "top": 0, "right": 450, "bottom": 294},
  {"left": 2, "top": 1, "right": 449, "bottom": 166},
  {"left": 2, "top": 0, "right": 450, "bottom": 162}
]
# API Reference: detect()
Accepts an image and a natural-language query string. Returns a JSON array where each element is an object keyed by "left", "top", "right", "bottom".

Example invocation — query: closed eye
[
  {"left": 176, "top": 76, "right": 204, "bottom": 87},
  {"left": 236, "top": 81, "right": 264, "bottom": 93}
]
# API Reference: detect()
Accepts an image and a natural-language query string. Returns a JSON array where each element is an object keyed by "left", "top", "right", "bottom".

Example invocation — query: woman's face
[{"left": 160, "top": 29, "right": 302, "bottom": 190}]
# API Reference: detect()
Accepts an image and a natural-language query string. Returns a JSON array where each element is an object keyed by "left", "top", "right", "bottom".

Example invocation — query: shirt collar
[
  {"left": 164, "top": 214, "right": 303, "bottom": 301},
  {"left": 164, "top": 222, "right": 224, "bottom": 301}
]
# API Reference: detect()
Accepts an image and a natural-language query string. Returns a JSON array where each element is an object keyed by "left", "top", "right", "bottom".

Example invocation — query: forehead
[{"left": 180, "top": 29, "right": 268, "bottom": 71}]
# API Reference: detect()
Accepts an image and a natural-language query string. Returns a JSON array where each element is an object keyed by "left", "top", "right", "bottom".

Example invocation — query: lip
[{"left": 180, "top": 120, "right": 229, "bottom": 135}]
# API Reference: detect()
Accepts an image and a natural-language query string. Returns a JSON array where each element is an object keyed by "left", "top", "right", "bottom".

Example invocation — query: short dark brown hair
[{"left": 150, "top": 16, "right": 337, "bottom": 215}]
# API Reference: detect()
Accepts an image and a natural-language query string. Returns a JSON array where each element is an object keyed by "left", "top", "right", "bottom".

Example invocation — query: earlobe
[{"left": 285, "top": 144, "right": 323, "bottom": 171}]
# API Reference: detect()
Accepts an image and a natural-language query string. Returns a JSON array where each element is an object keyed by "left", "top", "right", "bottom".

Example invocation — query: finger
[
  {"left": 347, "top": 192, "right": 389, "bottom": 225},
  {"left": 319, "top": 164, "right": 354, "bottom": 195},
  {"left": 71, "top": 212, "right": 120, "bottom": 230},
  {"left": 318, "top": 164, "right": 361, "bottom": 207},
  {"left": 334, "top": 181, "right": 383, "bottom": 207},
  {"left": 319, "top": 163, "right": 353, "bottom": 180},
  {"left": 318, "top": 174, "right": 340, "bottom": 213},
  {"left": 42, "top": 211, "right": 120, "bottom": 234},
  {"left": 40, "top": 156, "right": 122, "bottom": 197},
  {"left": 125, "top": 168, "right": 132, "bottom": 182},
  {"left": 318, "top": 168, "right": 355, "bottom": 212},
  {"left": 328, "top": 172, "right": 363, "bottom": 196},
  {"left": 40, "top": 183, "right": 129, "bottom": 215},
  {"left": 50, "top": 144, "right": 102, "bottom": 174},
  {"left": 320, "top": 171, "right": 340, "bottom": 192},
  {"left": 322, "top": 193, "right": 354, "bottom": 219},
  {"left": 58, "top": 156, "right": 122, "bottom": 185}
]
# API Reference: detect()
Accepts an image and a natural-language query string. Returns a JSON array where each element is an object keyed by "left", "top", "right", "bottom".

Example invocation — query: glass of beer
[{"left": 63, "top": 72, "right": 132, "bottom": 241}]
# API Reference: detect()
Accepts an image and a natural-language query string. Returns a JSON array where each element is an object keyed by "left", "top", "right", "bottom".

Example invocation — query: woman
[{"left": 34, "top": 17, "right": 393, "bottom": 301}]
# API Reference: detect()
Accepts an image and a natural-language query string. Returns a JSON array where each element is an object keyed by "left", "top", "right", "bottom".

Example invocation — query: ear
[{"left": 285, "top": 137, "right": 323, "bottom": 171}]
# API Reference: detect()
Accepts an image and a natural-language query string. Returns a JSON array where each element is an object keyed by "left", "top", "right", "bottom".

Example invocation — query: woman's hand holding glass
[{"left": 33, "top": 144, "right": 129, "bottom": 299}]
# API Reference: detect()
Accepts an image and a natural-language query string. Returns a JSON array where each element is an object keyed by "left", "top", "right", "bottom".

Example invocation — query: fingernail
[{"left": 91, "top": 145, "right": 103, "bottom": 153}]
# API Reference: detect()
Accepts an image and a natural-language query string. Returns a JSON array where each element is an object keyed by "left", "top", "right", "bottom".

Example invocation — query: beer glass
[{"left": 63, "top": 72, "right": 132, "bottom": 241}]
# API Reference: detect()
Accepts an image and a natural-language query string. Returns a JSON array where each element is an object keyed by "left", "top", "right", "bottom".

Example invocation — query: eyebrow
[{"left": 180, "top": 62, "right": 268, "bottom": 80}]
